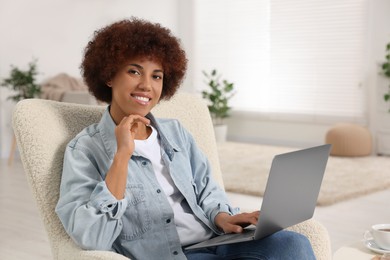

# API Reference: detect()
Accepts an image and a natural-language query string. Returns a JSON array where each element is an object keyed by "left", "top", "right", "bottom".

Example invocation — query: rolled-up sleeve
[
  {"left": 55, "top": 144, "right": 127, "bottom": 250},
  {"left": 89, "top": 181, "right": 128, "bottom": 219}
]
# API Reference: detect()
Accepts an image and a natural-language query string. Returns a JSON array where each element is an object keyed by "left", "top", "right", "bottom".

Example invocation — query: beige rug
[{"left": 218, "top": 142, "right": 390, "bottom": 206}]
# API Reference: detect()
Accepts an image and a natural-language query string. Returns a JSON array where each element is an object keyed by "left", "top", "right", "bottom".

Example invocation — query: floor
[{"left": 1, "top": 158, "right": 389, "bottom": 259}]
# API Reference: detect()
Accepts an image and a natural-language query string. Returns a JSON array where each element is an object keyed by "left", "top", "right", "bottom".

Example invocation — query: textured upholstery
[
  {"left": 325, "top": 123, "right": 372, "bottom": 157},
  {"left": 12, "top": 92, "right": 331, "bottom": 259}
]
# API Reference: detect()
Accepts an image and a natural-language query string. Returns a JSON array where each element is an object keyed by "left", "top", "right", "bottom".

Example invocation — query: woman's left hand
[{"left": 214, "top": 211, "right": 260, "bottom": 234}]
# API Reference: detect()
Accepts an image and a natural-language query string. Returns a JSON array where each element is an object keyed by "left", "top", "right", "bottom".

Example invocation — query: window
[{"left": 193, "top": 0, "right": 368, "bottom": 123}]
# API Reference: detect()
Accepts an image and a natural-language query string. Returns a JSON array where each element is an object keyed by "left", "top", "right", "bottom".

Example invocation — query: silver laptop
[{"left": 185, "top": 144, "right": 331, "bottom": 250}]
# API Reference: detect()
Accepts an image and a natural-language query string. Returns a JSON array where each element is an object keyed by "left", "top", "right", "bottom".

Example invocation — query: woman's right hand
[
  {"left": 114, "top": 115, "right": 150, "bottom": 158},
  {"left": 107, "top": 115, "right": 150, "bottom": 200}
]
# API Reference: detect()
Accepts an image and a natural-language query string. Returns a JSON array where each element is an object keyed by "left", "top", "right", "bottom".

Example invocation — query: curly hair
[{"left": 81, "top": 18, "right": 188, "bottom": 103}]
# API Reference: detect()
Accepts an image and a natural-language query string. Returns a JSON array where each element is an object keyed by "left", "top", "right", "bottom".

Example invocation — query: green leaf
[
  {"left": 0, "top": 59, "right": 41, "bottom": 101},
  {"left": 201, "top": 69, "right": 236, "bottom": 122}
]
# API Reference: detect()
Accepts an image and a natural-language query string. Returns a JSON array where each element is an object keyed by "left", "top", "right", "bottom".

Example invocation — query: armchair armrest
[
  {"left": 57, "top": 238, "right": 129, "bottom": 260},
  {"left": 287, "top": 219, "right": 332, "bottom": 260}
]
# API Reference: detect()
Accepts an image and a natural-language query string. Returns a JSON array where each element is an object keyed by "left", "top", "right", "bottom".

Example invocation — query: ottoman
[{"left": 325, "top": 123, "right": 372, "bottom": 156}]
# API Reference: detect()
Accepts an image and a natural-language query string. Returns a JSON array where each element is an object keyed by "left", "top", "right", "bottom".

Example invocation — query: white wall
[
  {"left": 226, "top": 112, "right": 333, "bottom": 148},
  {"left": 366, "top": 0, "right": 390, "bottom": 155},
  {"left": 0, "top": 0, "right": 191, "bottom": 158}
]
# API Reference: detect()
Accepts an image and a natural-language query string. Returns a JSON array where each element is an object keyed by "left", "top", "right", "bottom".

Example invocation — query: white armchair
[{"left": 12, "top": 92, "right": 331, "bottom": 259}]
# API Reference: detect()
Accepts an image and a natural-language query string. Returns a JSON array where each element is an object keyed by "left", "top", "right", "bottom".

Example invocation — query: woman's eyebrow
[
  {"left": 128, "top": 63, "right": 143, "bottom": 69},
  {"left": 128, "top": 63, "right": 163, "bottom": 73}
]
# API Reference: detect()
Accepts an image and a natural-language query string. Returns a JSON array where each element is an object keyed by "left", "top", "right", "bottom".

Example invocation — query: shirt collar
[
  {"left": 97, "top": 106, "right": 179, "bottom": 160},
  {"left": 146, "top": 112, "right": 180, "bottom": 161}
]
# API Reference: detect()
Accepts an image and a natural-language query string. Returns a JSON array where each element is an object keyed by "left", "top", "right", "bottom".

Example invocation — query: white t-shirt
[{"left": 134, "top": 126, "right": 213, "bottom": 246}]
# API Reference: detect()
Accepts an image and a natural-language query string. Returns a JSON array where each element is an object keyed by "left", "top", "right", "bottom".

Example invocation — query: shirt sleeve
[
  {"left": 55, "top": 144, "right": 128, "bottom": 250},
  {"left": 183, "top": 128, "right": 240, "bottom": 233}
]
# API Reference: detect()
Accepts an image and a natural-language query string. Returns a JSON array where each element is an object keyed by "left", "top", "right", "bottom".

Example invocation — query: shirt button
[
  {"left": 141, "top": 161, "right": 147, "bottom": 166},
  {"left": 173, "top": 251, "right": 178, "bottom": 255},
  {"left": 166, "top": 219, "right": 171, "bottom": 224},
  {"left": 156, "top": 189, "right": 161, "bottom": 193}
]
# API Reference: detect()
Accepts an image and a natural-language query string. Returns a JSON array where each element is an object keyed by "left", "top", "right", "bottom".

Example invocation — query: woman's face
[{"left": 108, "top": 58, "right": 164, "bottom": 124}]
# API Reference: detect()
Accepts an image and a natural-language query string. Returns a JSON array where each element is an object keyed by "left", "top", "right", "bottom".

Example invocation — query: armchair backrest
[
  {"left": 12, "top": 92, "right": 222, "bottom": 258},
  {"left": 153, "top": 92, "right": 223, "bottom": 185}
]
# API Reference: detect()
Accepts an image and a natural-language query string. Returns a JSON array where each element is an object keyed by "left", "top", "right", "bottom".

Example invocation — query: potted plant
[
  {"left": 382, "top": 42, "right": 390, "bottom": 110},
  {"left": 1, "top": 59, "right": 41, "bottom": 102},
  {"left": 202, "top": 69, "right": 235, "bottom": 142}
]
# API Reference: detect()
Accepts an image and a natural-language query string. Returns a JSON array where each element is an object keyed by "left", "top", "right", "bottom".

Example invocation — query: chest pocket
[{"left": 121, "top": 184, "right": 152, "bottom": 240}]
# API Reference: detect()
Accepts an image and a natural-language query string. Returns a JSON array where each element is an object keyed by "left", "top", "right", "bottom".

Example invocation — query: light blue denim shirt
[{"left": 55, "top": 107, "right": 237, "bottom": 259}]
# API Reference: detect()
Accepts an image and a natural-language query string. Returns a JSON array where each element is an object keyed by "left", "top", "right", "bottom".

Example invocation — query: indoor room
[{"left": 0, "top": 0, "right": 389, "bottom": 259}]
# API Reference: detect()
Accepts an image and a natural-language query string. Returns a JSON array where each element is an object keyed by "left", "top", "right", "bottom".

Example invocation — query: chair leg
[{"left": 8, "top": 135, "right": 17, "bottom": 166}]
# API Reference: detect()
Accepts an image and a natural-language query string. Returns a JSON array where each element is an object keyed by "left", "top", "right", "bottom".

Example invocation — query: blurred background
[{"left": 1, "top": 0, "right": 390, "bottom": 158}]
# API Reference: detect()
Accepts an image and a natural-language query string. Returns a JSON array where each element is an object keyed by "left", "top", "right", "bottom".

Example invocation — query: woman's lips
[{"left": 131, "top": 94, "right": 151, "bottom": 105}]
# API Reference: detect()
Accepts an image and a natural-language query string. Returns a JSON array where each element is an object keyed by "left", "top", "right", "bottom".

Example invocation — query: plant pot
[{"left": 214, "top": 124, "right": 228, "bottom": 142}]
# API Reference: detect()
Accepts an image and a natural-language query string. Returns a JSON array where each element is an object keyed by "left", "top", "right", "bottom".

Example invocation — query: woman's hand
[
  {"left": 214, "top": 211, "right": 260, "bottom": 234},
  {"left": 106, "top": 114, "right": 150, "bottom": 200},
  {"left": 114, "top": 115, "right": 150, "bottom": 157}
]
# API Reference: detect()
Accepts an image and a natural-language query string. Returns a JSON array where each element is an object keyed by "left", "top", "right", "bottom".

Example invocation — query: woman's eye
[
  {"left": 153, "top": 75, "right": 163, "bottom": 80},
  {"left": 128, "top": 69, "right": 140, "bottom": 75}
]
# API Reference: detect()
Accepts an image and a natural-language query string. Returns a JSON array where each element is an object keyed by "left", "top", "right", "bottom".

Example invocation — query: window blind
[
  {"left": 194, "top": 0, "right": 368, "bottom": 123},
  {"left": 194, "top": 0, "right": 270, "bottom": 112}
]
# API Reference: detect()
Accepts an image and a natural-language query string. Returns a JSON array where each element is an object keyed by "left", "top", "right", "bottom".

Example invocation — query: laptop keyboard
[{"left": 212, "top": 228, "right": 256, "bottom": 243}]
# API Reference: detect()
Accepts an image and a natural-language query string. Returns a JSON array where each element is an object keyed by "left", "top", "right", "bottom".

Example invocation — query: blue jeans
[{"left": 184, "top": 231, "right": 316, "bottom": 260}]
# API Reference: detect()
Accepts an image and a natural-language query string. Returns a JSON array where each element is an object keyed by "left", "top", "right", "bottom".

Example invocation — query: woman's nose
[{"left": 138, "top": 76, "right": 151, "bottom": 91}]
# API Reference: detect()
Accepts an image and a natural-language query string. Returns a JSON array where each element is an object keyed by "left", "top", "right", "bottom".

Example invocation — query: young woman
[{"left": 56, "top": 18, "right": 316, "bottom": 260}]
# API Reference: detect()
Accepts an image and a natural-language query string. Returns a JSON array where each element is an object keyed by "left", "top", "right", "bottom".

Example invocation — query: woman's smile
[{"left": 131, "top": 94, "right": 152, "bottom": 105}]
